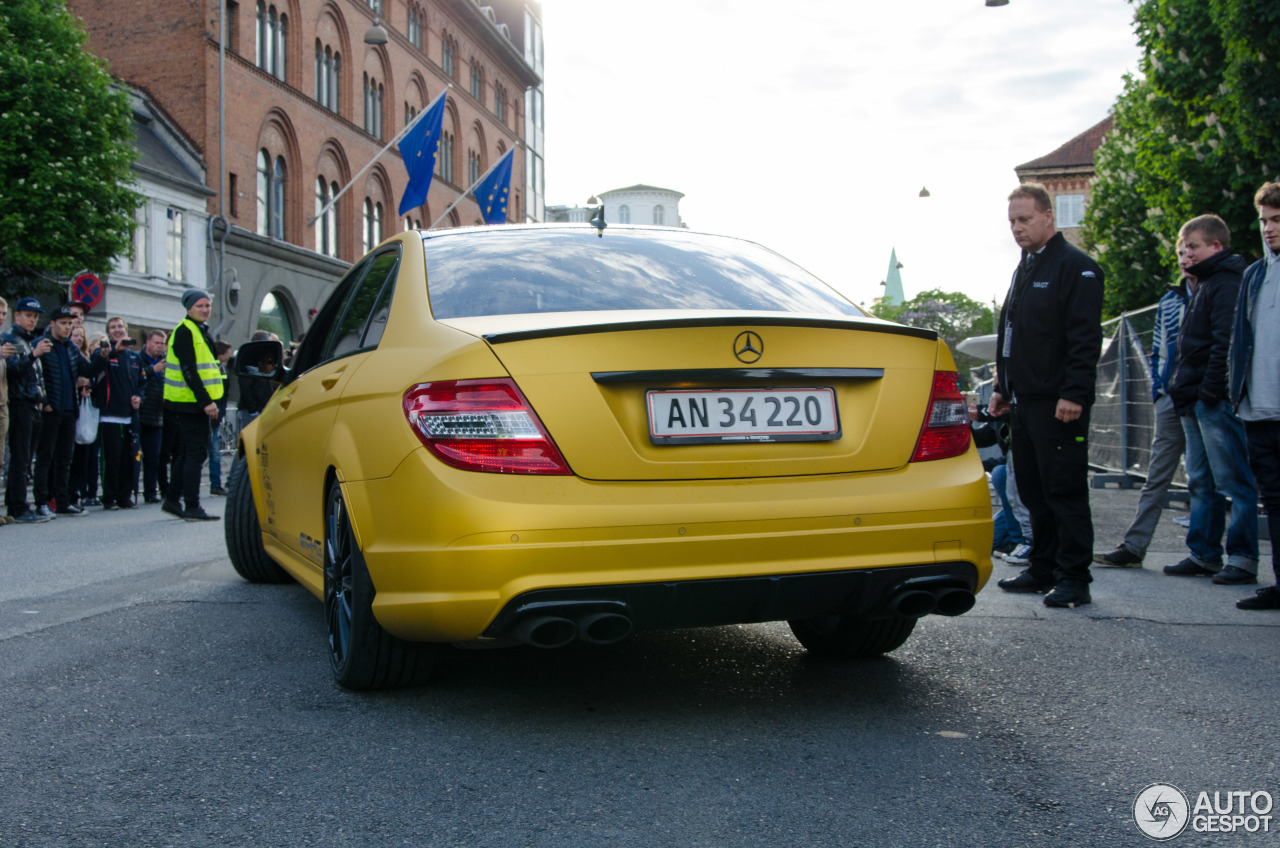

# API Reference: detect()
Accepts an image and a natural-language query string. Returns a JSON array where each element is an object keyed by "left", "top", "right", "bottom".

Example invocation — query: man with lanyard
[
  {"left": 988, "top": 183, "right": 1104, "bottom": 608},
  {"left": 162, "top": 289, "right": 221, "bottom": 521}
]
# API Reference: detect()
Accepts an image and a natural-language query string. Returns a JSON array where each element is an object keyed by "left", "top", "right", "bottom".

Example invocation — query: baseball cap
[
  {"left": 48, "top": 305, "right": 76, "bottom": 322},
  {"left": 14, "top": 297, "right": 43, "bottom": 314}
]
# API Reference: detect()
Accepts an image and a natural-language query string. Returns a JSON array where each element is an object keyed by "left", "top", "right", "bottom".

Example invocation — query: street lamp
[
  {"left": 364, "top": 17, "right": 389, "bottom": 45},
  {"left": 985, "top": 0, "right": 1009, "bottom": 6}
]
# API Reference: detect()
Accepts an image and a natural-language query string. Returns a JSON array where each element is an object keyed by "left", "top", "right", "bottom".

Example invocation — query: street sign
[{"left": 71, "top": 272, "right": 104, "bottom": 309}]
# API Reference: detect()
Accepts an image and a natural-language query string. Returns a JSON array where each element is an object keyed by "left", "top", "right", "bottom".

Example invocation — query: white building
[
  {"left": 548, "top": 184, "right": 687, "bottom": 229},
  {"left": 97, "top": 88, "right": 212, "bottom": 338}
]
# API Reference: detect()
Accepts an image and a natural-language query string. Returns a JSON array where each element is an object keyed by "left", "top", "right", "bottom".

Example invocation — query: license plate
[{"left": 647, "top": 387, "right": 841, "bottom": 444}]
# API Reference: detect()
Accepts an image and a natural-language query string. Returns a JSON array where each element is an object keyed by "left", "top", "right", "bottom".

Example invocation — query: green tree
[
  {"left": 1084, "top": 0, "right": 1280, "bottom": 316},
  {"left": 871, "top": 289, "right": 995, "bottom": 382},
  {"left": 0, "top": 0, "right": 138, "bottom": 300}
]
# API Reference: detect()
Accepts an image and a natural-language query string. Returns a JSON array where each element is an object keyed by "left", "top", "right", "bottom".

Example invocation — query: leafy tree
[
  {"left": 1084, "top": 0, "right": 1280, "bottom": 316},
  {"left": 0, "top": 0, "right": 138, "bottom": 300},
  {"left": 871, "top": 289, "right": 995, "bottom": 383}
]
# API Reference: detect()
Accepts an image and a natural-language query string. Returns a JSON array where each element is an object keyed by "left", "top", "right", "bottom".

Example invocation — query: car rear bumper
[{"left": 341, "top": 449, "right": 993, "bottom": 642}]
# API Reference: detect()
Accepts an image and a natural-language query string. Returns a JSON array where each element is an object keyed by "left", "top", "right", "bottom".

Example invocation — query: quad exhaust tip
[{"left": 511, "top": 611, "right": 635, "bottom": 649}]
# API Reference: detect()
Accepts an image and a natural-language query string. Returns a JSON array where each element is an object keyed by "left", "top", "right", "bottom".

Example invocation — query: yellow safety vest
[{"left": 164, "top": 317, "right": 225, "bottom": 404}]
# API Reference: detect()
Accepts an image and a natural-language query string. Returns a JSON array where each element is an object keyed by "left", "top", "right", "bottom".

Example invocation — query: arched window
[
  {"left": 407, "top": 4, "right": 422, "bottom": 49},
  {"left": 256, "top": 2, "right": 286, "bottom": 80},
  {"left": 494, "top": 86, "right": 505, "bottom": 123},
  {"left": 363, "top": 198, "right": 383, "bottom": 253},
  {"left": 653, "top": 205, "right": 665, "bottom": 226},
  {"left": 618, "top": 204, "right": 631, "bottom": 224},
  {"left": 470, "top": 60, "right": 484, "bottom": 104},
  {"left": 315, "top": 41, "right": 339, "bottom": 111},
  {"left": 258, "top": 291, "right": 294, "bottom": 343},
  {"left": 271, "top": 156, "right": 287, "bottom": 238},
  {"left": 404, "top": 215, "right": 421, "bottom": 231},
  {"left": 438, "top": 130, "right": 455, "bottom": 183},
  {"left": 467, "top": 148, "right": 480, "bottom": 185},
  {"left": 363, "top": 73, "right": 384, "bottom": 139},
  {"left": 315, "top": 177, "right": 339, "bottom": 257},
  {"left": 256, "top": 150, "right": 269, "bottom": 236},
  {"left": 442, "top": 33, "right": 456, "bottom": 78}
]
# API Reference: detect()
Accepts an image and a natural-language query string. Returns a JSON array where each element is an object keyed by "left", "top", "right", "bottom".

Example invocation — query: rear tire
[
  {"left": 324, "top": 481, "right": 436, "bottom": 690},
  {"left": 787, "top": 615, "right": 916, "bottom": 658},
  {"left": 225, "top": 455, "right": 292, "bottom": 584}
]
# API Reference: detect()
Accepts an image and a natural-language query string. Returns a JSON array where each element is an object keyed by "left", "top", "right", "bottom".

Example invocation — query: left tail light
[
  {"left": 403, "top": 379, "right": 573, "bottom": 475},
  {"left": 910, "top": 371, "right": 972, "bottom": 462}
]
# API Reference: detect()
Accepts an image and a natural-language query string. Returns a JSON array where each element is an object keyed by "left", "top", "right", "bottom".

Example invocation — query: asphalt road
[{"left": 0, "top": 483, "right": 1276, "bottom": 847}]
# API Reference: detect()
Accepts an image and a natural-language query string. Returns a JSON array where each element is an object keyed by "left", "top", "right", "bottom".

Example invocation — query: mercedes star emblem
[{"left": 733, "top": 331, "right": 763, "bottom": 364}]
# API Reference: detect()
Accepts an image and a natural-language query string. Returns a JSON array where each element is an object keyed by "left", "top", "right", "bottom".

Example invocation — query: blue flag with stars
[
  {"left": 398, "top": 92, "right": 447, "bottom": 217},
  {"left": 473, "top": 147, "right": 515, "bottom": 225}
]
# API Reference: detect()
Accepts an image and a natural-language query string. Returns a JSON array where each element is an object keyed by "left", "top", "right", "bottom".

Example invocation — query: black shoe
[
  {"left": 161, "top": 500, "right": 184, "bottom": 518},
  {"left": 1044, "top": 580, "right": 1092, "bottom": 608},
  {"left": 144, "top": 495, "right": 162, "bottom": 504},
  {"left": 1211, "top": 565, "right": 1257, "bottom": 585},
  {"left": 1093, "top": 546, "right": 1142, "bottom": 568},
  {"left": 118, "top": 499, "right": 138, "bottom": 510},
  {"left": 1237, "top": 586, "right": 1280, "bottom": 610},
  {"left": 55, "top": 503, "right": 87, "bottom": 516},
  {"left": 103, "top": 502, "right": 120, "bottom": 511},
  {"left": 997, "top": 570, "right": 1053, "bottom": 594},
  {"left": 1163, "top": 557, "right": 1218, "bottom": 577},
  {"left": 209, "top": 486, "right": 228, "bottom": 497},
  {"left": 182, "top": 508, "right": 220, "bottom": 522}
]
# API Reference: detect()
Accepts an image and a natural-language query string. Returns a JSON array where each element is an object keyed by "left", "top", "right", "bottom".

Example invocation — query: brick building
[
  {"left": 69, "top": 0, "right": 542, "bottom": 346},
  {"left": 1014, "top": 116, "right": 1111, "bottom": 248}
]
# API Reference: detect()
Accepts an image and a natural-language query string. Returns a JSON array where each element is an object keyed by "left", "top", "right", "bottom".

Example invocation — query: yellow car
[{"left": 226, "top": 225, "right": 992, "bottom": 689}]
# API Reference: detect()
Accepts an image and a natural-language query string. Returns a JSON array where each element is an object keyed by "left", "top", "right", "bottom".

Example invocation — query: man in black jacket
[
  {"left": 136, "top": 330, "right": 168, "bottom": 503},
  {"left": 163, "top": 289, "right": 221, "bottom": 522},
  {"left": 94, "top": 316, "right": 146, "bottom": 510},
  {"left": 1164, "top": 214, "right": 1259, "bottom": 585},
  {"left": 989, "top": 183, "right": 1104, "bottom": 608},
  {"left": 2, "top": 298, "right": 54, "bottom": 522},
  {"left": 33, "top": 305, "right": 100, "bottom": 516}
]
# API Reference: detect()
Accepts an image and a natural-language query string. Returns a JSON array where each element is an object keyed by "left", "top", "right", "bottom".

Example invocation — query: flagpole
[
  {"left": 427, "top": 147, "right": 513, "bottom": 230},
  {"left": 308, "top": 87, "right": 449, "bottom": 227}
]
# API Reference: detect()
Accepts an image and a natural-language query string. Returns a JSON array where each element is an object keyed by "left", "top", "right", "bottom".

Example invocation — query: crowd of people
[
  {"left": 985, "top": 180, "right": 1280, "bottom": 613},
  {"left": 1, "top": 287, "right": 232, "bottom": 526}
]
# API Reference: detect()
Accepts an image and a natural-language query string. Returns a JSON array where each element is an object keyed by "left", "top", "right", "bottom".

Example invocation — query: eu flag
[
  {"left": 398, "top": 92, "right": 446, "bottom": 217},
  {"left": 473, "top": 147, "right": 515, "bottom": 225}
]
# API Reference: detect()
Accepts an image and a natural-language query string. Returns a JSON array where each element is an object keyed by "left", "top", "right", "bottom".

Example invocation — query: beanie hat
[{"left": 182, "top": 288, "right": 211, "bottom": 311}]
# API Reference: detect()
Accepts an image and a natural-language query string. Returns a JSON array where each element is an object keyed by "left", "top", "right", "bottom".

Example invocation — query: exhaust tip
[
  {"left": 933, "top": 588, "right": 976, "bottom": 617},
  {"left": 578, "top": 612, "right": 633, "bottom": 645},
  {"left": 890, "top": 590, "right": 937, "bottom": 618},
  {"left": 512, "top": 615, "right": 577, "bottom": 649}
]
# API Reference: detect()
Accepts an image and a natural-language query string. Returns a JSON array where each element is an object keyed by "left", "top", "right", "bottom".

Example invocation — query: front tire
[
  {"left": 788, "top": 615, "right": 916, "bottom": 658},
  {"left": 324, "top": 482, "right": 436, "bottom": 690},
  {"left": 225, "top": 455, "right": 292, "bottom": 584}
]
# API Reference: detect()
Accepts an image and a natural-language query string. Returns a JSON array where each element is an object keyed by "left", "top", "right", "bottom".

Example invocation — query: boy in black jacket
[{"left": 94, "top": 316, "right": 147, "bottom": 510}]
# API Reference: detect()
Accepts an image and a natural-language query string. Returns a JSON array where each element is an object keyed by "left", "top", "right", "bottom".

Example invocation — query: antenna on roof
[{"left": 589, "top": 205, "right": 607, "bottom": 238}]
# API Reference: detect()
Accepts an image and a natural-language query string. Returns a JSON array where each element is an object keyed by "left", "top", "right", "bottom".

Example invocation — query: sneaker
[
  {"left": 1001, "top": 543, "right": 1032, "bottom": 565},
  {"left": 11, "top": 511, "right": 52, "bottom": 524},
  {"left": 1173, "top": 515, "right": 1191, "bottom": 528},
  {"left": 997, "top": 570, "right": 1053, "bottom": 594},
  {"left": 992, "top": 542, "right": 1015, "bottom": 557},
  {"left": 37, "top": 504, "right": 57, "bottom": 520},
  {"left": 144, "top": 495, "right": 162, "bottom": 504},
  {"left": 1211, "top": 565, "right": 1257, "bottom": 586},
  {"left": 118, "top": 499, "right": 138, "bottom": 510},
  {"left": 55, "top": 503, "right": 88, "bottom": 516},
  {"left": 1163, "top": 557, "right": 1218, "bottom": 577},
  {"left": 103, "top": 502, "right": 120, "bottom": 511},
  {"left": 210, "top": 486, "right": 229, "bottom": 497},
  {"left": 1093, "top": 546, "right": 1143, "bottom": 568},
  {"left": 83, "top": 497, "right": 102, "bottom": 507},
  {"left": 1237, "top": 586, "right": 1280, "bottom": 610},
  {"left": 1044, "top": 580, "right": 1091, "bottom": 608},
  {"left": 182, "top": 507, "right": 220, "bottom": 522},
  {"left": 161, "top": 500, "right": 185, "bottom": 518}
]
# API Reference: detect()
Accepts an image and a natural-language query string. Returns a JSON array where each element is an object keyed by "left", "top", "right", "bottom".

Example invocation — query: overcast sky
[{"left": 539, "top": 0, "right": 1142, "bottom": 309}]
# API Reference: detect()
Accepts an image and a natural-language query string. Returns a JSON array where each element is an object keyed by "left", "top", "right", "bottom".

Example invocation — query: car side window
[
  {"left": 360, "top": 259, "right": 398, "bottom": 349},
  {"left": 325, "top": 248, "right": 401, "bottom": 360},
  {"left": 287, "top": 262, "right": 366, "bottom": 378}
]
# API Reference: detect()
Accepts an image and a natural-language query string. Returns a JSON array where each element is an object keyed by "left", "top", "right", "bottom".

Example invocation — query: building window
[
  {"left": 257, "top": 149, "right": 287, "bottom": 239},
  {"left": 404, "top": 215, "right": 421, "bottom": 231},
  {"left": 363, "top": 199, "right": 383, "bottom": 253},
  {"left": 468, "top": 148, "right": 480, "bottom": 185},
  {"left": 228, "top": 173, "right": 239, "bottom": 218},
  {"left": 494, "top": 86, "right": 505, "bottom": 123},
  {"left": 1056, "top": 193, "right": 1085, "bottom": 228},
  {"left": 653, "top": 205, "right": 665, "bottom": 226},
  {"left": 258, "top": 291, "right": 294, "bottom": 342},
  {"left": 315, "top": 177, "right": 339, "bottom": 258},
  {"left": 470, "top": 61, "right": 483, "bottom": 104},
  {"left": 366, "top": 0, "right": 382, "bottom": 13},
  {"left": 131, "top": 203, "right": 149, "bottom": 274},
  {"left": 315, "top": 41, "right": 339, "bottom": 112},
  {"left": 618, "top": 204, "right": 630, "bottom": 224},
  {"left": 438, "top": 130, "right": 454, "bottom": 183},
  {"left": 442, "top": 34, "right": 456, "bottom": 78},
  {"left": 256, "top": 2, "right": 286, "bottom": 80},
  {"left": 407, "top": 5, "right": 422, "bottom": 49},
  {"left": 363, "top": 73, "right": 384, "bottom": 139},
  {"left": 166, "top": 207, "right": 185, "bottom": 281}
]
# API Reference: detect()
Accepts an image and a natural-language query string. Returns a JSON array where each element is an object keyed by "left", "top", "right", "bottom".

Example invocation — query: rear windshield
[{"left": 422, "top": 228, "right": 866, "bottom": 319}]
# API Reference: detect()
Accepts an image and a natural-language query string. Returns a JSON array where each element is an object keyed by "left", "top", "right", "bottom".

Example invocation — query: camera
[
  {"left": 99, "top": 339, "right": 110, "bottom": 350},
  {"left": 121, "top": 338, "right": 136, "bottom": 347}
]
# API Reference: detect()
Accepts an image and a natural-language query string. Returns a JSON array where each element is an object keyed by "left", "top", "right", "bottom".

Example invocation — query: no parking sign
[{"left": 71, "top": 272, "right": 104, "bottom": 309}]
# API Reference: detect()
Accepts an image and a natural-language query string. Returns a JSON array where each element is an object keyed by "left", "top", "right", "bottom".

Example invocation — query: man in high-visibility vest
[{"left": 162, "top": 289, "right": 222, "bottom": 521}]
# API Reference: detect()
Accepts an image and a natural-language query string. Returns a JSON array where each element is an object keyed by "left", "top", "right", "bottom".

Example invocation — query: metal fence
[{"left": 1088, "top": 303, "right": 1187, "bottom": 490}]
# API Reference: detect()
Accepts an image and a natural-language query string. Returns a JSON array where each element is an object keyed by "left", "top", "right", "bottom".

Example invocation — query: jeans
[
  {"left": 990, "top": 462, "right": 1024, "bottom": 549},
  {"left": 207, "top": 425, "right": 223, "bottom": 489},
  {"left": 1244, "top": 419, "right": 1280, "bottom": 580},
  {"left": 1121, "top": 393, "right": 1186, "bottom": 557},
  {"left": 1005, "top": 449, "right": 1033, "bottom": 540},
  {"left": 1181, "top": 399, "right": 1259, "bottom": 572}
]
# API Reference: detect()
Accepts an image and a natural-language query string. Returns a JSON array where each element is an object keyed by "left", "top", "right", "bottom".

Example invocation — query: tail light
[
  {"left": 403, "top": 379, "right": 572, "bottom": 475},
  {"left": 910, "top": 371, "right": 971, "bottom": 462}
]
